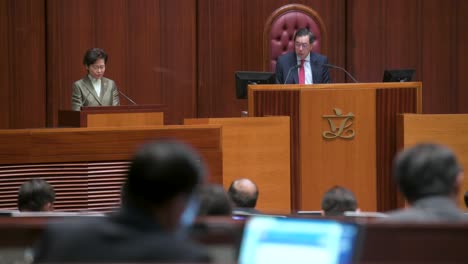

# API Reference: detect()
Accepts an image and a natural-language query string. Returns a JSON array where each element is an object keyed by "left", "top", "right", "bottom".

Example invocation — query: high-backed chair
[{"left": 263, "top": 4, "right": 327, "bottom": 72}]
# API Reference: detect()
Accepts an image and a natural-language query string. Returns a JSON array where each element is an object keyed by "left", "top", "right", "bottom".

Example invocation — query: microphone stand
[{"left": 322, "top": 63, "right": 359, "bottom": 83}]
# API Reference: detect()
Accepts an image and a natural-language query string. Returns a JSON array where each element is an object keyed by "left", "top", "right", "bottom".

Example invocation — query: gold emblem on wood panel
[{"left": 322, "top": 108, "right": 355, "bottom": 139}]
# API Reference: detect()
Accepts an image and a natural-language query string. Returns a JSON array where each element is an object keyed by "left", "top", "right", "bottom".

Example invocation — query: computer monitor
[
  {"left": 238, "top": 216, "right": 362, "bottom": 264},
  {"left": 382, "top": 69, "right": 415, "bottom": 82},
  {"left": 235, "top": 71, "right": 276, "bottom": 99}
]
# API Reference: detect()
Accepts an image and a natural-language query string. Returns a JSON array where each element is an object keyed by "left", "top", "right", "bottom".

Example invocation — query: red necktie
[{"left": 299, "top": 59, "right": 305, "bottom": 84}]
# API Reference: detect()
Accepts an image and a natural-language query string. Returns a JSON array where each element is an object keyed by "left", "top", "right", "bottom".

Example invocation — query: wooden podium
[
  {"left": 248, "top": 82, "right": 422, "bottom": 211},
  {"left": 58, "top": 105, "right": 167, "bottom": 127}
]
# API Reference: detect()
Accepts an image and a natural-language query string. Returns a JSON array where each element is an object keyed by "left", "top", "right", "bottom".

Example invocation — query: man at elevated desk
[
  {"left": 275, "top": 28, "right": 331, "bottom": 84},
  {"left": 71, "top": 48, "right": 120, "bottom": 111}
]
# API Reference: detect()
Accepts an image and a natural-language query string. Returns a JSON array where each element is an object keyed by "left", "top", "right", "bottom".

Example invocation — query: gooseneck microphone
[
  {"left": 83, "top": 90, "right": 93, "bottom": 104},
  {"left": 283, "top": 64, "right": 301, "bottom": 84},
  {"left": 118, "top": 90, "right": 137, "bottom": 105},
  {"left": 321, "top": 63, "right": 359, "bottom": 83},
  {"left": 80, "top": 90, "right": 94, "bottom": 110}
]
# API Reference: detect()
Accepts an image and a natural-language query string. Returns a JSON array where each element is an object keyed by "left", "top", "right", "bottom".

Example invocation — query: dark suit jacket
[
  {"left": 72, "top": 76, "right": 120, "bottom": 111},
  {"left": 275, "top": 51, "right": 331, "bottom": 84},
  {"left": 33, "top": 207, "right": 211, "bottom": 263},
  {"left": 381, "top": 196, "right": 468, "bottom": 223}
]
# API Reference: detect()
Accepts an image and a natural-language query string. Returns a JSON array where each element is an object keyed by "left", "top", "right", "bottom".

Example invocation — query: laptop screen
[{"left": 238, "top": 216, "right": 361, "bottom": 264}]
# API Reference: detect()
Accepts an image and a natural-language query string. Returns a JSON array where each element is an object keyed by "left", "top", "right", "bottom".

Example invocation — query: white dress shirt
[
  {"left": 296, "top": 53, "right": 313, "bottom": 84},
  {"left": 88, "top": 74, "right": 101, "bottom": 97}
]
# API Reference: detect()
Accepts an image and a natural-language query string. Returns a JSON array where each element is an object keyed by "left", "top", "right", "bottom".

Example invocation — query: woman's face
[{"left": 86, "top": 58, "right": 106, "bottom": 79}]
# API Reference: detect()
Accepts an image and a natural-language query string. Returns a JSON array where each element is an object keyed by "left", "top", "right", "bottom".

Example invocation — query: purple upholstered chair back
[{"left": 263, "top": 4, "right": 327, "bottom": 72}]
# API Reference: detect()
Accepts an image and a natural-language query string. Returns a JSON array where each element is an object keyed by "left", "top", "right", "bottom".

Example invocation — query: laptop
[{"left": 238, "top": 216, "right": 362, "bottom": 264}]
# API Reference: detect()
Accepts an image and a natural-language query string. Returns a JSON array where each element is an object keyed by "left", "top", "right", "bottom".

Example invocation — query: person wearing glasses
[
  {"left": 71, "top": 48, "right": 120, "bottom": 111},
  {"left": 275, "top": 28, "right": 330, "bottom": 84}
]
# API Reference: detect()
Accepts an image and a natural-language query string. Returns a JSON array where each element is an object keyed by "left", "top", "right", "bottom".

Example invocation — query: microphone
[
  {"left": 320, "top": 63, "right": 359, "bottom": 83},
  {"left": 80, "top": 90, "right": 94, "bottom": 110},
  {"left": 118, "top": 89, "right": 137, "bottom": 105},
  {"left": 283, "top": 64, "right": 301, "bottom": 84}
]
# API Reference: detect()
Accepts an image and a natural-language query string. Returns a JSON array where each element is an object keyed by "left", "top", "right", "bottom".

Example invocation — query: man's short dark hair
[
  {"left": 18, "top": 178, "right": 55, "bottom": 211},
  {"left": 321, "top": 186, "right": 357, "bottom": 216},
  {"left": 394, "top": 143, "right": 462, "bottom": 203},
  {"left": 124, "top": 140, "right": 205, "bottom": 207},
  {"left": 83, "top": 48, "right": 108, "bottom": 66},
  {"left": 293, "top": 28, "right": 316, "bottom": 44},
  {"left": 196, "top": 184, "right": 232, "bottom": 216},
  {"left": 227, "top": 179, "right": 259, "bottom": 208}
]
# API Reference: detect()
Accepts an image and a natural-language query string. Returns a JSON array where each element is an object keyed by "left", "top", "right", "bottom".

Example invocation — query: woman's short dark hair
[{"left": 83, "top": 48, "right": 108, "bottom": 66}]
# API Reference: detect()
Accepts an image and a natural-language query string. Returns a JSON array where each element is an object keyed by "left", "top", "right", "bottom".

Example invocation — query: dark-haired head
[
  {"left": 124, "top": 140, "right": 206, "bottom": 207},
  {"left": 394, "top": 143, "right": 463, "bottom": 203},
  {"left": 293, "top": 28, "right": 316, "bottom": 44},
  {"left": 196, "top": 184, "right": 232, "bottom": 217},
  {"left": 321, "top": 186, "right": 357, "bottom": 216},
  {"left": 83, "top": 48, "right": 108, "bottom": 66},
  {"left": 123, "top": 140, "right": 207, "bottom": 231},
  {"left": 18, "top": 178, "right": 55, "bottom": 212}
]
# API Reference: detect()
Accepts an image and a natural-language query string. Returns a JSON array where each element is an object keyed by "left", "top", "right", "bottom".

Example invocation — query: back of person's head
[
  {"left": 293, "top": 28, "right": 316, "bottom": 43},
  {"left": 124, "top": 140, "right": 205, "bottom": 211},
  {"left": 227, "top": 178, "right": 259, "bottom": 208},
  {"left": 83, "top": 48, "right": 108, "bottom": 66},
  {"left": 321, "top": 185, "right": 357, "bottom": 216},
  {"left": 394, "top": 143, "right": 463, "bottom": 203},
  {"left": 18, "top": 178, "right": 55, "bottom": 212},
  {"left": 196, "top": 184, "right": 232, "bottom": 217}
]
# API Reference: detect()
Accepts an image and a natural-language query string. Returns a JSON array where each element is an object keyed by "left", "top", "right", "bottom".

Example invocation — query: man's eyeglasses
[{"left": 295, "top": 42, "right": 310, "bottom": 49}]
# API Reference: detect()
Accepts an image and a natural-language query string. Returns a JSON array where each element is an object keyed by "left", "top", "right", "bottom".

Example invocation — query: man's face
[
  {"left": 86, "top": 58, "right": 106, "bottom": 79},
  {"left": 294, "top": 35, "right": 313, "bottom": 60}
]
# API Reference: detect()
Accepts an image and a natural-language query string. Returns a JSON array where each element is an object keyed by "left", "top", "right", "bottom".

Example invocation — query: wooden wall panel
[
  {"left": 0, "top": 0, "right": 46, "bottom": 129},
  {"left": 0, "top": 0, "right": 10, "bottom": 128},
  {"left": 0, "top": 0, "right": 466, "bottom": 127},
  {"left": 46, "top": 0, "right": 196, "bottom": 126},
  {"left": 457, "top": 1, "right": 468, "bottom": 113},
  {"left": 421, "top": 0, "right": 458, "bottom": 114},
  {"left": 159, "top": 0, "right": 197, "bottom": 124},
  {"left": 197, "top": 0, "right": 345, "bottom": 119},
  {"left": 382, "top": 0, "right": 422, "bottom": 78},
  {"left": 348, "top": 0, "right": 467, "bottom": 114}
]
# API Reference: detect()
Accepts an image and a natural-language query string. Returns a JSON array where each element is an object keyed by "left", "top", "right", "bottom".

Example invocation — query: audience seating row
[{"left": 1, "top": 214, "right": 468, "bottom": 263}]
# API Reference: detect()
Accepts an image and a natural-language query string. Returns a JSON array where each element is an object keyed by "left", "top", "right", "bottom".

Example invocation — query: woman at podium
[{"left": 71, "top": 48, "right": 120, "bottom": 111}]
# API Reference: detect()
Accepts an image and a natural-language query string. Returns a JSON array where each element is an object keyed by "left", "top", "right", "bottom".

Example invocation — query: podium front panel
[{"left": 300, "top": 88, "right": 377, "bottom": 211}]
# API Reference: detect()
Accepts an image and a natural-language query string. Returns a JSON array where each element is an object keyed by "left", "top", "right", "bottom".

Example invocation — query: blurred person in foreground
[
  {"left": 383, "top": 143, "right": 467, "bottom": 222},
  {"left": 34, "top": 140, "right": 211, "bottom": 263}
]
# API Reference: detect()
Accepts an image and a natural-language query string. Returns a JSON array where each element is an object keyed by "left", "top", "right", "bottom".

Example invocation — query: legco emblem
[{"left": 322, "top": 108, "right": 355, "bottom": 139}]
